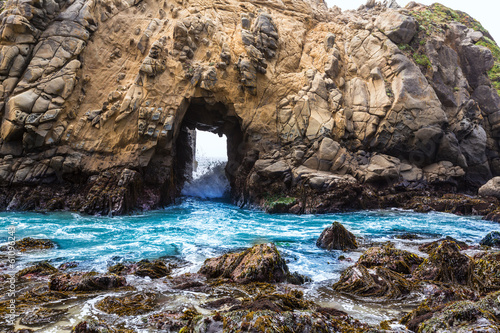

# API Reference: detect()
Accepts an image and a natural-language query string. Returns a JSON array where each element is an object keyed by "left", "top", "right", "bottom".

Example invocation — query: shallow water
[{"left": 0, "top": 197, "right": 497, "bottom": 329}]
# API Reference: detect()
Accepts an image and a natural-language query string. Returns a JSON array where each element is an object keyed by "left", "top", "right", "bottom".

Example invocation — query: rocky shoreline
[{"left": 1, "top": 229, "right": 500, "bottom": 332}]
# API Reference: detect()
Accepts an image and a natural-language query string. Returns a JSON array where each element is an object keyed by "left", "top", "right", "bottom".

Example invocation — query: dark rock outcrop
[
  {"left": 316, "top": 222, "right": 358, "bottom": 251},
  {"left": 108, "top": 259, "right": 172, "bottom": 279},
  {"left": 480, "top": 231, "right": 500, "bottom": 247}
]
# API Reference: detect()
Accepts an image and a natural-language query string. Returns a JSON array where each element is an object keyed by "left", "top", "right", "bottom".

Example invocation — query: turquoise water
[{"left": 0, "top": 197, "right": 496, "bottom": 283}]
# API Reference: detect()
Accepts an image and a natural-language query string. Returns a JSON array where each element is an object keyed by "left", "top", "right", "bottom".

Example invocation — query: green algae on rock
[{"left": 96, "top": 292, "right": 157, "bottom": 316}]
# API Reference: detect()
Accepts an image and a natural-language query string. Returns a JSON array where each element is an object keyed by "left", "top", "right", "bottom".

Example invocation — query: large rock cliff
[{"left": 0, "top": 0, "right": 499, "bottom": 214}]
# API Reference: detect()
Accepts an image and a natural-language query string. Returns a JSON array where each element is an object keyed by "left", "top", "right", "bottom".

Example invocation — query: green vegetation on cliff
[{"left": 409, "top": 3, "right": 500, "bottom": 94}]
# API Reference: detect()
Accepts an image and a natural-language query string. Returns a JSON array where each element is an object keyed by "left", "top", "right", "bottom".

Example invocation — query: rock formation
[{"left": 0, "top": 0, "right": 500, "bottom": 214}]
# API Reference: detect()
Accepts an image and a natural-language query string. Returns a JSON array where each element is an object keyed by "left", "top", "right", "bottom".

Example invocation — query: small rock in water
[
  {"left": 316, "top": 221, "right": 358, "bottom": 251},
  {"left": 0, "top": 237, "right": 56, "bottom": 252},
  {"left": 480, "top": 231, "right": 500, "bottom": 247},
  {"left": 16, "top": 262, "right": 59, "bottom": 279},
  {"left": 108, "top": 259, "right": 172, "bottom": 278}
]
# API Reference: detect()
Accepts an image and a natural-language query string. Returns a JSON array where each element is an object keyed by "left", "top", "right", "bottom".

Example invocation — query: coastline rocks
[
  {"left": 0, "top": 237, "right": 55, "bottom": 252},
  {"left": 96, "top": 293, "right": 156, "bottom": 316},
  {"left": 108, "top": 259, "right": 172, "bottom": 278},
  {"left": 71, "top": 319, "right": 117, "bottom": 333},
  {"left": 333, "top": 264, "right": 414, "bottom": 298},
  {"left": 412, "top": 240, "right": 476, "bottom": 287},
  {"left": 479, "top": 177, "right": 500, "bottom": 199},
  {"left": 49, "top": 272, "right": 126, "bottom": 291},
  {"left": 480, "top": 231, "right": 500, "bottom": 247},
  {"left": 316, "top": 222, "right": 358, "bottom": 251},
  {"left": 199, "top": 243, "right": 301, "bottom": 284},
  {"left": 358, "top": 243, "right": 424, "bottom": 274}
]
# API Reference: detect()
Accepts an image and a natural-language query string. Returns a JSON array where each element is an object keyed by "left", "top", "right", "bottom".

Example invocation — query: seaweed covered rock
[
  {"left": 20, "top": 307, "right": 67, "bottom": 325},
  {"left": 474, "top": 252, "right": 500, "bottom": 292},
  {"left": 0, "top": 237, "right": 55, "bottom": 252},
  {"left": 108, "top": 259, "right": 172, "bottom": 279},
  {"left": 332, "top": 264, "right": 414, "bottom": 298},
  {"left": 416, "top": 300, "right": 499, "bottom": 333},
  {"left": 418, "top": 236, "right": 470, "bottom": 253},
  {"left": 96, "top": 292, "right": 156, "bottom": 316},
  {"left": 71, "top": 319, "right": 120, "bottom": 333},
  {"left": 229, "top": 290, "right": 313, "bottom": 312},
  {"left": 480, "top": 231, "right": 500, "bottom": 247},
  {"left": 316, "top": 222, "right": 358, "bottom": 251},
  {"left": 199, "top": 243, "right": 299, "bottom": 284},
  {"left": 401, "top": 282, "right": 481, "bottom": 331},
  {"left": 183, "top": 309, "right": 371, "bottom": 333},
  {"left": 358, "top": 243, "right": 424, "bottom": 274},
  {"left": 49, "top": 272, "right": 126, "bottom": 291},
  {"left": 16, "top": 262, "right": 58, "bottom": 279},
  {"left": 412, "top": 240, "right": 476, "bottom": 287}
]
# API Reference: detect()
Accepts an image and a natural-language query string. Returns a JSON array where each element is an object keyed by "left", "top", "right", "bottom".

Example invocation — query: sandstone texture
[{"left": 0, "top": 0, "right": 500, "bottom": 214}]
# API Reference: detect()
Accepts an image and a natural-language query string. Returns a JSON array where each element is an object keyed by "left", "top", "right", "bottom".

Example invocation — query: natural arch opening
[{"left": 174, "top": 98, "right": 244, "bottom": 200}]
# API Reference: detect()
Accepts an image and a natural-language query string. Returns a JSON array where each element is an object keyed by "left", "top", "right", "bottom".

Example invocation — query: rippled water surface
[{"left": 0, "top": 197, "right": 494, "bottom": 281}]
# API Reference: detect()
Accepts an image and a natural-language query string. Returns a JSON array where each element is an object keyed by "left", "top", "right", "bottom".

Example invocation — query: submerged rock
[
  {"left": 480, "top": 231, "right": 500, "bottom": 247},
  {"left": 0, "top": 237, "right": 56, "bottom": 252},
  {"left": 412, "top": 240, "right": 476, "bottom": 287},
  {"left": 49, "top": 272, "right": 127, "bottom": 291},
  {"left": 199, "top": 243, "right": 303, "bottom": 284},
  {"left": 358, "top": 243, "right": 424, "bottom": 274},
  {"left": 108, "top": 259, "right": 172, "bottom": 279},
  {"left": 316, "top": 222, "right": 358, "bottom": 251},
  {"left": 332, "top": 264, "right": 414, "bottom": 298},
  {"left": 96, "top": 292, "right": 156, "bottom": 316}
]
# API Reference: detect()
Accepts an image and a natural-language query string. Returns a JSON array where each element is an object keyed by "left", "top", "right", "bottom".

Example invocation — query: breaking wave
[{"left": 181, "top": 160, "right": 230, "bottom": 199}]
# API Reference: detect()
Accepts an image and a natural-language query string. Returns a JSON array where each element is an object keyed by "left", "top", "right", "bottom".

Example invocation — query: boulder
[
  {"left": 199, "top": 243, "right": 296, "bottom": 284},
  {"left": 316, "top": 222, "right": 358, "bottom": 251},
  {"left": 49, "top": 272, "right": 127, "bottom": 291},
  {"left": 480, "top": 232, "right": 500, "bottom": 247},
  {"left": 358, "top": 243, "right": 424, "bottom": 274},
  {"left": 375, "top": 11, "right": 418, "bottom": 44},
  {"left": 479, "top": 177, "right": 500, "bottom": 199}
]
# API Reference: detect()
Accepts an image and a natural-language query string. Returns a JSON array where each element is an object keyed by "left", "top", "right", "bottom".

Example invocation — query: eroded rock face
[{"left": 0, "top": 0, "right": 499, "bottom": 214}]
